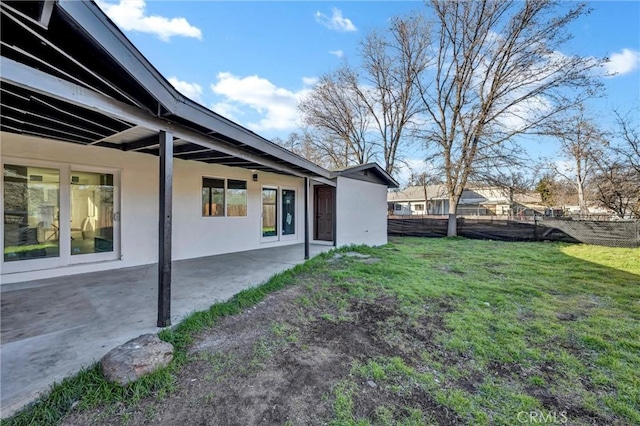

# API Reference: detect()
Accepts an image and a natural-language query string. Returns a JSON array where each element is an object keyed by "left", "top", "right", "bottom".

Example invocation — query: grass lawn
[{"left": 5, "top": 238, "right": 640, "bottom": 425}]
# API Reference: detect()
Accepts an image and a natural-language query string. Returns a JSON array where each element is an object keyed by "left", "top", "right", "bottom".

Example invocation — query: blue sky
[{"left": 96, "top": 0, "right": 640, "bottom": 181}]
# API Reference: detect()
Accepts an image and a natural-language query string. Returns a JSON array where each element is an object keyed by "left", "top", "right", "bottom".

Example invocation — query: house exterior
[
  {"left": 388, "top": 185, "right": 543, "bottom": 217},
  {"left": 0, "top": 1, "right": 397, "bottom": 324}
]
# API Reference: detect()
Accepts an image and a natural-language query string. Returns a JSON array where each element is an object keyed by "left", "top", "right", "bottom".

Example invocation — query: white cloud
[
  {"left": 329, "top": 50, "right": 345, "bottom": 58},
  {"left": 168, "top": 77, "right": 203, "bottom": 102},
  {"left": 315, "top": 8, "right": 357, "bottom": 32},
  {"left": 302, "top": 77, "right": 319, "bottom": 86},
  {"left": 494, "top": 95, "right": 553, "bottom": 133},
  {"left": 210, "top": 73, "right": 311, "bottom": 131},
  {"left": 95, "top": 0, "right": 202, "bottom": 41},
  {"left": 604, "top": 48, "right": 640, "bottom": 76},
  {"left": 210, "top": 102, "right": 243, "bottom": 122}
]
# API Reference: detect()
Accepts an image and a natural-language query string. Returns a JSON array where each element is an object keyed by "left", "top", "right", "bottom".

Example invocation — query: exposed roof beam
[
  {"left": 0, "top": 87, "right": 29, "bottom": 101},
  {"left": 0, "top": 41, "right": 116, "bottom": 100},
  {"left": 172, "top": 145, "right": 211, "bottom": 155},
  {"left": 1, "top": 57, "right": 336, "bottom": 187},
  {"left": 1, "top": 102, "right": 108, "bottom": 139},
  {"left": 31, "top": 95, "right": 125, "bottom": 133},
  {"left": 1, "top": 122, "right": 86, "bottom": 144},
  {"left": 121, "top": 134, "right": 164, "bottom": 151},
  {"left": 0, "top": 0, "right": 50, "bottom": 30},
  {"left": 217, "top": 161, "right": 257, "bottom": 165},
  {"left": 1, "top": 4, "right": 147, "bottom": 111},
  {"left": 178, "top": 152, "right": 234, "bottom": 161},
  {"left": 39, "top": 1, "right": 55, "bottom": 28},
  {"left": 2, "top": 112, "right": 95, "bottom": 142}
]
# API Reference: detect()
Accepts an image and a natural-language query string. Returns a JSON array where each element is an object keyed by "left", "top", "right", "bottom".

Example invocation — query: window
[
  {"left": 227, "top": 179, "right": 247, "bottom": 216},
  {"left": 202, "top": 178, "right": 247, "bottom": 217},
  {"left": 415, "top": 204, "right": 425, "bottom": 211},
  {"left": 394, "top": 204, "right": 402, "bottom": 211},
  {"left": 202, "top": 178, "right": 224, "bottom": 216}
]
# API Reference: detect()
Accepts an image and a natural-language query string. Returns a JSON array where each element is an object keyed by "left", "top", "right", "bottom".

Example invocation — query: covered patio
[
  {"left": 1, "top": 0, "right": 336, "bottom": 326},
  {"left": 0, "top": 2, "right": 394, "bottom": 417},
  {"left": 0, "top": 243, "right": 331, "bottom": 416}
]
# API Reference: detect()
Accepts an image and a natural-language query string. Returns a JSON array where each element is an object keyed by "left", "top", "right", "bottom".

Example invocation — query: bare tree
[
  {"left": 300, "top": 14, "right": 431, "bottom": 175},
  {"left": 612, "top": 109, "right": 640, "bottom": 175},
  {"left": 299, "top": 69, "right": 373, "bottom": 167},
  {"left": 591, "top": 161, "right": 640, "bottom": 218},
  {"left": 272, "top": 132, "right": 334, "bottom": 169},
  {"left": 549, "top": 106, "right": 604, "bottom": 215},
  {"left": 590, "top": 109, "right": 640, "bottom": 218},
  {"left": 416, "top": 0, "right": 603, "bottom": 236}
]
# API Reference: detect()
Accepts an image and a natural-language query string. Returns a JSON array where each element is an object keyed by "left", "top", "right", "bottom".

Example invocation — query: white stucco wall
[
  {"left": 335, "top": 176, "right": 388, "bottom": 247},
  {"left": 1, "top": 133, "right": 304, "bottom": 283}
]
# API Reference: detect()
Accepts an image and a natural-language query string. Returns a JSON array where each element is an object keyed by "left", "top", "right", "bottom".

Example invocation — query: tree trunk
[
  {"left": 577, "top": 177, "right": 589, "bottom": 216},
  {"left": 447, "top": 196, "right": 458, "bottom": 237},
  {"left": 423, "top": 183, "right": 428, "bottom": 215}
]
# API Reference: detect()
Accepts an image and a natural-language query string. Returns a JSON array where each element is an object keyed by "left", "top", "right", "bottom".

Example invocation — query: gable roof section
[
  {"left": 331, "top": 163, "right": 399, "bottom": 188},
  {"left": 388, "top": 185, "right": 448, "bottom": 202},
  {"left": 388, "top": 185, "right": 543, "bottom": 204},
  {"left": 0, "top": 0, "right": 331, "bottom": 181}
]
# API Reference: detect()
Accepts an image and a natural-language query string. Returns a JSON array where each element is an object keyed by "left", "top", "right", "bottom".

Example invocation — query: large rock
[{"left": 101, "top": 334, "right": 174, "bottom": 385}]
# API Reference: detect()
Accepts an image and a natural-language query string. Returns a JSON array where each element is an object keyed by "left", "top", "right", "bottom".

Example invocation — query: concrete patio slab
[{"left": 0, "top": 243, "right": 331, "bottom": 418}]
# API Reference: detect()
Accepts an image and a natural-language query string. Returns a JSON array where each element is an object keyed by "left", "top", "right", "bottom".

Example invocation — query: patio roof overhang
[
  {"left": 0, "top": 0, "right": 326, "bottom": 327},
  {"left": 0, "top": 0, "right": 335, "bottom": 186}
]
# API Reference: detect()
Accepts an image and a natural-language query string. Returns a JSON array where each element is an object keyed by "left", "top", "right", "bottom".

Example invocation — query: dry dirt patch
[{"left": 62, "top": 274, "right": 452, "bottom": 425}]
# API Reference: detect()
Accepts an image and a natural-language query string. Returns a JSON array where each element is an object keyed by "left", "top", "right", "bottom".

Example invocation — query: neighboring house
[
  {"left": 0, "top": 1, "right": 397, "bottom": 323},
  {"left": 388, "top": 185, "right": 543, "bottom": 217},
  {"left": 388, "top": 184, "right": 449, "bottom": 216},
  {"left": 561, "top": 205, "right": 614, "bottom": 218}
]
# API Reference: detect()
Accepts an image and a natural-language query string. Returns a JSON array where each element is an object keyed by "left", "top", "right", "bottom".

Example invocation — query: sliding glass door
[
  {"left": 2, "top": 159, "right": 120, "bottom": 273},
  {"left": 70, "top": 170, "right": 117, "bottom": 261}
]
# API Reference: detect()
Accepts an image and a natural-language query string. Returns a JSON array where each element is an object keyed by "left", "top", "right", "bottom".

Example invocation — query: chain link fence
[{"left": 388, "top": 215, "right": 640, "bottom": 248}]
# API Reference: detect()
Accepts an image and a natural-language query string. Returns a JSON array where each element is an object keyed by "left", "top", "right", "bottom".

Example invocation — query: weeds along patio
[{"left": 0, "top": 243, "right": 330, "bottom": 418}]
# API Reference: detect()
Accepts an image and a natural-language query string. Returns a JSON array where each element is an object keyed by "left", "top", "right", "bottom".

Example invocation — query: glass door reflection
[
  {"left": 262, "top": 188, "right": 278, "bottom": 238},
  {"left": 70, "top": 171, "right": 114, "bottom": 255},
  {"left": 282, "top": 189, "right": 295, "bottom": 235},
  {"left": 3, "top": 164, "right": 60, "bottom": 262}
]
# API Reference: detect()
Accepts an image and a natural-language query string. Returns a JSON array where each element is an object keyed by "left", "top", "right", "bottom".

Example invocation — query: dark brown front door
[{"left": 314, "top": 186, "right": 334, "bottom": 241}]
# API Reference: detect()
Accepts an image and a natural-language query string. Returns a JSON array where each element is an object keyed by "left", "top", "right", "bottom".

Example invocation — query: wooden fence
[{"left": 388, "top": 216, "right": 640, "bottom": 248}]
